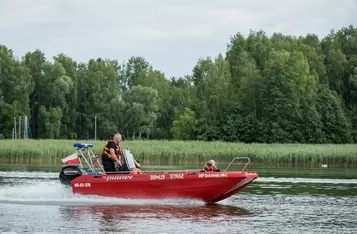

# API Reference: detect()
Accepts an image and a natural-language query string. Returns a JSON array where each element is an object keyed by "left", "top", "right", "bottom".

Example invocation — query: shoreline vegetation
[
  {"left": 0, "top": 139, "right": 356, "bottom": 168},
  {"left": 2, "top": 25, "right": 357, "bottom": 147}
]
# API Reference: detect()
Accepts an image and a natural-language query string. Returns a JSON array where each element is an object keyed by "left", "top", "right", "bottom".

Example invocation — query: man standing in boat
[{"left": 101, "top": 133, "right": 122, "bottom": 172}]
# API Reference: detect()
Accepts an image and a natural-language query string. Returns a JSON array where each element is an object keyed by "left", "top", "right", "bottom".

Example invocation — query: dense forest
[{"left": 0, "top": 25, "right": 357, "bottom": 143}]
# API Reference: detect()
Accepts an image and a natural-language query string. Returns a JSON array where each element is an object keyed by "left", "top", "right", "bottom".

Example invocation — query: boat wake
[
  {"left": 0, "top": 172, "right": 204, "bottom": 206},
  {"left": 0, "top": 171, "right": 59, "bottom": 179}
]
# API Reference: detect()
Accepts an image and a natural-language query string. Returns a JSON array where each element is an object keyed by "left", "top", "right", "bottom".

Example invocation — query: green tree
[
  {"left": 23, "top": 49, "right": 46, "bottom": 138},
  {"left": 234, "top": 52, "right": 263, "bottom": 142},
  {"left": 136, "top": 69, "right": 173, "bottom": 139},
  {"left": 236, "top": 52, "right": 263, "bottom": 118},
  {"left": 37, "top": 106, "right": 62, "bottom": 139},
  {"left": 170, "top": 108, "right": 198, "bottom": 140},
  {"left": 54, "top": 54, "right": 79, "bottom": 139},
  {"left": 170, "top": 76, "right": 196, "bottom": 110},
  {"left": 77, "top": 58, "right": 121, "bottom": 139},
  {"left": 34, "top": 62, "right": 73, "bottom": 138},
  {"left": 271, "top": 33, "right": 298, "bottom": 52},
  {"left": 226, "top": 32, "right": 247, "bottom": 83},
  {"left": 121, "top": 85, "right": 158, "bottom": 139},
  {"left": 192, "top": 54, "right": 232, "bottom": 140},
  {"left": 316, "top": 85, "right": 352, "bottom": 143},
  {"left": 0, "top": 45, "right": 34, "bottom": 137},
  {"left": 260, "top": 50, "right": 310, "bottom": 143},
  {"left": 246, "top": 30, "right": 271, "bottom": 70},
  {"left": 289, "top": 51, "right": 322, "bottom": 143},
  {"left": 299, "top": 38, "right": 326, "bottom": 84},
  {"left": 325, "top": 48, "right": 347, "bottom": 94},
  {"left": 118, "top": 56, "right": 151, "bottom": 89},
  {"left": 41, "top": 62, "right": 73, "bottom": 109}
]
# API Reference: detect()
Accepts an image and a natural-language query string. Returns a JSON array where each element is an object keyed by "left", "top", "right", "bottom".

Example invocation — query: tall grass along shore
[{"left": 0, "top": 139, "right": 356, "bottom": 168}]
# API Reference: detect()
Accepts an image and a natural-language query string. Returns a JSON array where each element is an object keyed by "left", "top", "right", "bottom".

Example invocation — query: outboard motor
[{"left": 59, "top": 164, "right": 84, "bottom": 186}]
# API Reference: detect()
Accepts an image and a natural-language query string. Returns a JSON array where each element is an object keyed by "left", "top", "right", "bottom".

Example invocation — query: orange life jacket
[{"left": 101, "top": 140, "right": 121, "bottom": 161}]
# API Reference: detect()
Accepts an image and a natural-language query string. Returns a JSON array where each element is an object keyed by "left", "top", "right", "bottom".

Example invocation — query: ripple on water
[{"left": 0, "top": 171, "right": 356, "bottom": 233}]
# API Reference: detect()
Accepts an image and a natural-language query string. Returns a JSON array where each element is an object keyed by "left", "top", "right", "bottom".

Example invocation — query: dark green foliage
[
  {"left": 37, "top": 106, "right": 62, "bottom": 139},
  {"left": 1, "top": 25, "right": 357, "bottom": 143},
  {"left": 170, "top": 108, "right": 198, "bottom": 140},
  {"left": 0, "top": 46, "right": 34, "bottom": 138},
  {"left": 76, "top": 58, "right": 121, "bottom": 139},
  {"left": 54, "top": 54, "right": 79, "bottom": 139},
  {"left": 23, "top": 50, "right": 46, "bottom": 139},
  {"left": 260, "top": 50, "right": 301, "bottom": 143},
  {"left": 316, "top": 85, "right": 352, "bottom": 143},
  {"left": 121, "top": 85, "right": 158, "bottom": 139}
]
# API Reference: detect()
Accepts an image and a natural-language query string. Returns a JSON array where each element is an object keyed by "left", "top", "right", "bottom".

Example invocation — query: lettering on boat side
[
  {"left": 106, "top": 175, "right": 133, "bottom": 181},
  {"left": 74, "top": 183, "right": 91, "bottom": 188},
  {"left": 150, "top": 174, "right": 165, "bottom": 180},
  {"left": 198, "top": 173, "right": 228, "bottom": 178},
  {"left": 170, "top": 173, "right": 184, "bottom": 179}
]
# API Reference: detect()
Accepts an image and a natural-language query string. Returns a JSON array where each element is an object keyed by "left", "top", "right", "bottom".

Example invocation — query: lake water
[{"left": 0, "top": 164, "right": 356, "bottom": 233}]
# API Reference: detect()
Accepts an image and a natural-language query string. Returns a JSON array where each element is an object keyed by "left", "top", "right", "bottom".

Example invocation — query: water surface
[{"left": 0, "top": 165, "right": 356, "bottom": 233}]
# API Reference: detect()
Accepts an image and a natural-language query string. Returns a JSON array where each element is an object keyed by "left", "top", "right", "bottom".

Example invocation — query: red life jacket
[
  {"left": 101, "top": 140, "right": 121, "bottom": 161},
  {"left": 205, "top": 167, "right": 218, "bottom": 172}
]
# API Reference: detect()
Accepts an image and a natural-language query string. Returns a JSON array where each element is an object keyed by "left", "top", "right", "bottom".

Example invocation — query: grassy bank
[{"left": 0, "top": 139, "right": 356, "bottom": 167}]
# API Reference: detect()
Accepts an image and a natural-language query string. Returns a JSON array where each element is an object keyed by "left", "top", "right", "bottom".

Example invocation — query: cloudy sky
[{"left": 1, "top": 0, "right": 356, "bottom": 78}]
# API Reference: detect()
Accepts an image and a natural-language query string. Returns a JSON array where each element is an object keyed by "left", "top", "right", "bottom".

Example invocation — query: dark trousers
[{"left": 102, "top": 157, "right": 116, "bottom": 172}]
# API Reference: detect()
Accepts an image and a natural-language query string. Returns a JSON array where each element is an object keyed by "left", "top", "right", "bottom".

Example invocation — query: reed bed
[{"left": 0, "top": 139, "right": 356, "bottom": 167}]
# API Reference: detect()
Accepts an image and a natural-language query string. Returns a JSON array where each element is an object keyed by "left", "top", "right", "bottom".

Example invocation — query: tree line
[{"left": 0, "top": 25, "right": 357, "bottom": 143}]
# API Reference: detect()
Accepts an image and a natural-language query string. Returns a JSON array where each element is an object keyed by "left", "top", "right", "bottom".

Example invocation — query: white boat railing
[
  {"left": 71, "top": 143, "right": 251, "bottom": 174},
  {"left": 224, "top": 157, "right": 251, "bottom": 172},
  {"left": 93, "top": 158, "right": 252, "bottom": 175},
  {"left": 102, "top": 169, "right": 199, "bottom": 174},
  {"left": 74, "top": 143, "right": 105, "bottom": 173}
]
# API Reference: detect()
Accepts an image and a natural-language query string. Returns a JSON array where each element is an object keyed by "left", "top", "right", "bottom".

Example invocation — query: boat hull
[{"left": 71, "top": 171, "right": 258, "bottom": 203}]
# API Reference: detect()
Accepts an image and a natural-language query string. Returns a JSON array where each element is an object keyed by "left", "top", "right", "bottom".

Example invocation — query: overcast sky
[{"left": 1, "top": 0, "right": 356, "bottom": 78}]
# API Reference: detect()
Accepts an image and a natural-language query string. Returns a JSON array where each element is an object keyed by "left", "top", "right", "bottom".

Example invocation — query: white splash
[{"left": 0, "top": 176, "right": 203, "bottom": 206}]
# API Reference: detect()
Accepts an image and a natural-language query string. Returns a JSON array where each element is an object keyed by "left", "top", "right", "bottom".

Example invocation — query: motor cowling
[{"left": 59, "top": 164, "right": 84, "bottom": 186}]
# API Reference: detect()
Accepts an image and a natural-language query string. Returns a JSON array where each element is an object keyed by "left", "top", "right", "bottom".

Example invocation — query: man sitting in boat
[
  {"left": 201, "top": 159, "right": 221, "bottom": 172},
  {"left": 101, "top": 133, "right": 123, "bottom": 172}
]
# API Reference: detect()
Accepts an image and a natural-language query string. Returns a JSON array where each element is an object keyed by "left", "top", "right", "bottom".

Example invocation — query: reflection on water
[
  {"left": 71, "top": 204, "right": 249, "bottom": 220},
  {"left": 60, "top": 204, "right": 250, "bottom": 233},
  {"left": 0, "top": 168, "right": 357, "bottom": 233}
]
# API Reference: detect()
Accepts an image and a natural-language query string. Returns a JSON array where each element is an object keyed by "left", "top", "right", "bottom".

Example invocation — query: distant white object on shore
[{"left": 321, "top": 164, "right": 328, "bottom": 168}]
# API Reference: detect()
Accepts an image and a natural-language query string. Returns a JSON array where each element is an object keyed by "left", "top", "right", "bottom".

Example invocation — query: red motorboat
[{"left": 59, "top": 143, "right": 258, "bottom": 203}]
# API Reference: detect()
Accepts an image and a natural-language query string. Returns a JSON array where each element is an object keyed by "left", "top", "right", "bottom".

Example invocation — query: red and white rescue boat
[{"left": 59, "top": 143, "right": 258, "bottom": 203}]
